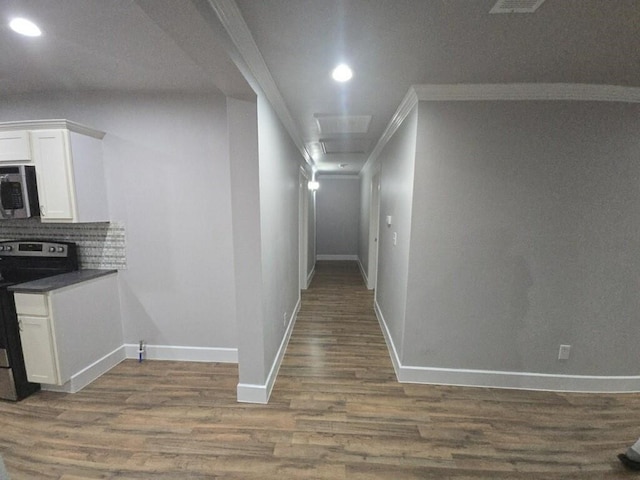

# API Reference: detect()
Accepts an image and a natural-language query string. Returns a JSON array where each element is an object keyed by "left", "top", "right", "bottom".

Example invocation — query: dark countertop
[{"left": 8, "top": 269, "right": 117, "bottom": 293}]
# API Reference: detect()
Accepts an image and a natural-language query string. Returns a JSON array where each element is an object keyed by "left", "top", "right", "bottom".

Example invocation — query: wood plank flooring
[{"left": 1, "top": 260, "right": 639, "bottom": 478}]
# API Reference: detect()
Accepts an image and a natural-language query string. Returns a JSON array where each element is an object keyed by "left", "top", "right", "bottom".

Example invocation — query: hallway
[
  {"left": 273, "top": 260, "right": 640, "bottom": 478},
  {"left": 1, "top": 261, "right": 639, "bottom": 478}
]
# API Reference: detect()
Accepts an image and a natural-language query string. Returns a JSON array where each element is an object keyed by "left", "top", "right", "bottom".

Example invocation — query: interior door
[
  {"left": 368, "top": 172, "right": 381, "bottom": 289},
  {"left": 298, "top": 170, "right": 309, "bottom": 290}
]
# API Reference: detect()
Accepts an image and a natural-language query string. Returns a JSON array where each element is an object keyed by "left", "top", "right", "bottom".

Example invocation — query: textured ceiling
[
  {"left": 0, "top": 0, "right": 252, "bottom": 98},
  {"left": 235, "top": 0, "right": 640, "bottom": 172},
  {"left": 1, "top": 0, "right": 639, "bottom": 174}
]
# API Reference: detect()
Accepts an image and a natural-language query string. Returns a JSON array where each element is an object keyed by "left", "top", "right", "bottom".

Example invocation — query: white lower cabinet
[
  {"left": 15, "top": 273, "right": 121, "bottom": 390},
  {"left": 18, "top": 315, "right": 58, "bottom": 385}
]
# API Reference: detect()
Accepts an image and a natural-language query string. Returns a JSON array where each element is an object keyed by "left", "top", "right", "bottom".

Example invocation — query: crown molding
[
  {"left": 412, "top": 83, "right": 640, "bottom": 102},
  {"left": 0, "top": 119, "right": 105, "bottom": 139},
  {"left": 361, "top": 87, "right": 418, "bottom": 174},
  {"left": 206, "top": 0, "right": 314, "bottom": 169},
  {"left": 361, "top": 83, "right": 640, "bottom": 175}
]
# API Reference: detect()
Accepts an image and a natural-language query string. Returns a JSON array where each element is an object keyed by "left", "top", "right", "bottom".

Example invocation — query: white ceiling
[{"left": 2, "top": 0, "right": 639, "bottom": 174}]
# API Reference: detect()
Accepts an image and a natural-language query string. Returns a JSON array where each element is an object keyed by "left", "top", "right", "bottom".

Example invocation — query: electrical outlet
[{"left": 558, "top": 344, "right": 571, "bottom": 360}]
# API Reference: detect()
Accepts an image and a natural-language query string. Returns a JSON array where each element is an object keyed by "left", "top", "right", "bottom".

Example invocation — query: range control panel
[{"left": 0, "top": 241, "right": 70, "bottom": 257}]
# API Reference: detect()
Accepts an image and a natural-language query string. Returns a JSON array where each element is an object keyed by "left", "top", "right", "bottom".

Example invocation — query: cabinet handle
[
  {"left": 40, "top": 205, "right": 46, "bottom": 216},
  {"left": 18, "top": 319, "right": 22, "bottom": 332}
]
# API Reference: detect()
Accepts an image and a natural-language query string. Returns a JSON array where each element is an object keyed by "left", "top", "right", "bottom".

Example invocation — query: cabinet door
[
  {"left": 18, "top": 315, "right": 59, "bottom": 385},
  {"left": 0, "top": 131, "right": 32, "bottom": 162},
  {"left": 30, "top": 129, "right": 75, "bottom": 221}
]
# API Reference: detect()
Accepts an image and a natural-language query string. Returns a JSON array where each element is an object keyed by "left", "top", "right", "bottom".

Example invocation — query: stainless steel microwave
[{"left": 0, "top": 166, "right": 39, "bottom": 219}]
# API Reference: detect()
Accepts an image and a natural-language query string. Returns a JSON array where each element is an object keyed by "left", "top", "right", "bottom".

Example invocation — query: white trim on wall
[
  {"left": 124, "top": 344, "right": 239, "bottom": 363},
  {"left": 306, "top": 266, "right": 315, "bottom": 289},
  {"left": 207, "top": 0, "right": 313, "bottom": 169},
  {"left": 374, "top": 300, "right": 640, "bottom": 394},
  {"left": 316, "top": 254, "right": 359, "bottom": 261},
  {"left": 363, "top": 88, "right": 418, "bottom": 173},
  {"left": 42, "top": 345, "right": 126, "bottom": 394},
  {"left": 357, "top": 257, "right": 369, "bottom": 287},
  {"left": 362, "top": 83, "right": 640, "bottom": 174},
  {"left": 412, "top": 83, "right": 640, "bottom": 103},
  {"left": 374, "top": 301, "right": 401, "bottom": 379},
  {"left": 0, "top": 118, "right": 106, "bottom": 139},
  {"left": 237, "top": 298, "right": 301, "bottom": 403},
  {"left": 43, "top": 344, "right": 240, "bottom": 394}
]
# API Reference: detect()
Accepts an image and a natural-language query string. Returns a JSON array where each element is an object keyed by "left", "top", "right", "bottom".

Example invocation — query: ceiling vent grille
[
  {"left": 489, "top": 0, "right": 546, "bottom": 13},
  {"left": 314, "top": 115, "right": 371, "bottom": 135}
]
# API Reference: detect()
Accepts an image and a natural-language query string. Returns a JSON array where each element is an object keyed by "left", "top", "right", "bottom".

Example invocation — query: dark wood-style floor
[{"left": 1, "top": 260, "right": 639, "bottom": 479}]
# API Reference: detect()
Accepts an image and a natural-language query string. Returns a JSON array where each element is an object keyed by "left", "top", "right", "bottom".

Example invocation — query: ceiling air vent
[
  {"left": 314, "top": 115, "right": 371, "bottom": 135},
  {"left": 489, "top": 0, "right": 546, "bottom": 13}
]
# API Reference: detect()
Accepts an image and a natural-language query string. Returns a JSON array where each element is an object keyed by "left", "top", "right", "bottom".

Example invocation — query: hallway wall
[
  {"left": 230, "top": 87, "right": 309, "bottom": 403},
  {"left": 404, "top": 100, "right": 640, "bottom": 382},
  {"left": 366, "top": 92, "right": 640, "bottom": 391},
  {"left": 372, "top": 107, "right": 418, "bottom": 359},
  {"left": 316, "top": 175, "right": 360, "bottom": 259},
  {"left": 256, "top": 93, "right": 305, "bottom": 385}
]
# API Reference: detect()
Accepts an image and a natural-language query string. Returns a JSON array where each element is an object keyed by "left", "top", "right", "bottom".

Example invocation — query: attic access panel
[
  {"left": 489, "top": 0, "right": 546, "bottom": 13},
  {"left": 314, "top": 115, "right": 371, "bottom": 135},
  {"left": 320, "top": 138, "right": 370, "bottom": 154}
]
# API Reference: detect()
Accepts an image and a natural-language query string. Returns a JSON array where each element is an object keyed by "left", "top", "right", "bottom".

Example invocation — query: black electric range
[{"left": 0, "top": 240, "right": 78, "bottom": 401}]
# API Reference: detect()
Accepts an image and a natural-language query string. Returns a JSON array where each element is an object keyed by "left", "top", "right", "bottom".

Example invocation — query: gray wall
[
  {"left": 373, "top": 107, "right": 418, "bottom": 358},
  {"left": 256, "top": 93, "right": 304, "bottom": 381},
  {"left": 402, "top": 100, "right": 640, "bottom": 376},
  {"left": 0, "top": 91, "right": 238, "bottom": 351},
  {"left": 316, "top": 175, "right": 361, "bottom": 257},
  {"left": 228, "top": 97, "right": 263, "bottom": 385},
  {"left": 358, "top": 169, "right": 372, "bottom": 276},
  {"left": 230, "top": 92, "right": 309, "bottom": 398},
  {"left": 307, "top": 186, "right": 316, "bottom": 275}
]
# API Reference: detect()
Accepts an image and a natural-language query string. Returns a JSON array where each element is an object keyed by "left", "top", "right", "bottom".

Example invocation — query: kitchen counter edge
[{"left": 8, "top": 270, "right": 117, "bottom": 293}]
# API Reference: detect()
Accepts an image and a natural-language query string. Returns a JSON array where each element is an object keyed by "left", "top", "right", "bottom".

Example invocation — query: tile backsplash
[{"left": 0, "top": 220, "right": 126, "bottom": 270}]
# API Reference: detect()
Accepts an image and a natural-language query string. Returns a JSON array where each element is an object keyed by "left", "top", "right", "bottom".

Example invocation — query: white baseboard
[
  {"left": 236, "top": 382, "right": 268, "bottom": 403},
  {"left": 237, "top": 297, "right": 301, "bottom": 403},
  {"left": 124, "top": 344, "right": 238, "bottom": 363},
  {"left": 41, "top": 345, "right": 126, "bottom": 394},
  {"left": 357, "top": 258, "right": 370, "bottom": 288},
  {"left": 374, "top": 300, "right": 402, "bottom": 379},
  {"left": 305, "top": 266, "right": 315, "bottom": 289},
  {"left": 373, "top": 299, "right": 640, "bottom": 394},
  {"left": 316, "top": 254, "right": 358, "bottom": 261}
]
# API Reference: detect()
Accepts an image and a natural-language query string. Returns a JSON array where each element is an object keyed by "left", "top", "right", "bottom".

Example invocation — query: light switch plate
[{"left": 558, "top": 344, "right": 571, "bottom": 360}]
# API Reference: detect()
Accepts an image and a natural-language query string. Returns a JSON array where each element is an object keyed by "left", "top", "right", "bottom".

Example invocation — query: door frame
[
  {"left": 298, "top": 168, "right": 310, "bottom": 290},
  {"left": 367, "top": 171, "right": 381, "bottom": 290}
]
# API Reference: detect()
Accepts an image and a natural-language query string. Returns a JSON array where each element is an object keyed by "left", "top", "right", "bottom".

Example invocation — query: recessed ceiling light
[
  {"left": 9, "top": 17, "right": 42, "bottom": 37},
  {"left": 331, "top": 64, "right": 353, "bottom": 82}
]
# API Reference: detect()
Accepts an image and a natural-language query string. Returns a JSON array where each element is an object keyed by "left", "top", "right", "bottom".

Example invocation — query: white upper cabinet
[
  {"left": 0, "top": 130, "right": 32, "bottom": 163},
  {"left": 0, "top": 120, "right": 109, "bottom": 223},
  {"left": 30, "top": 130, "right": 75, "bottom": 221}
]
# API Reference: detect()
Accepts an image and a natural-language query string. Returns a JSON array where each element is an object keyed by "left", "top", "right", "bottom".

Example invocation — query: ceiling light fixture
[
  {"left": 9, "top": 17, "right": 42, "bottom": 37},
  {"left": 331, "top": 64, "right": 353, "bottom": 82}
]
